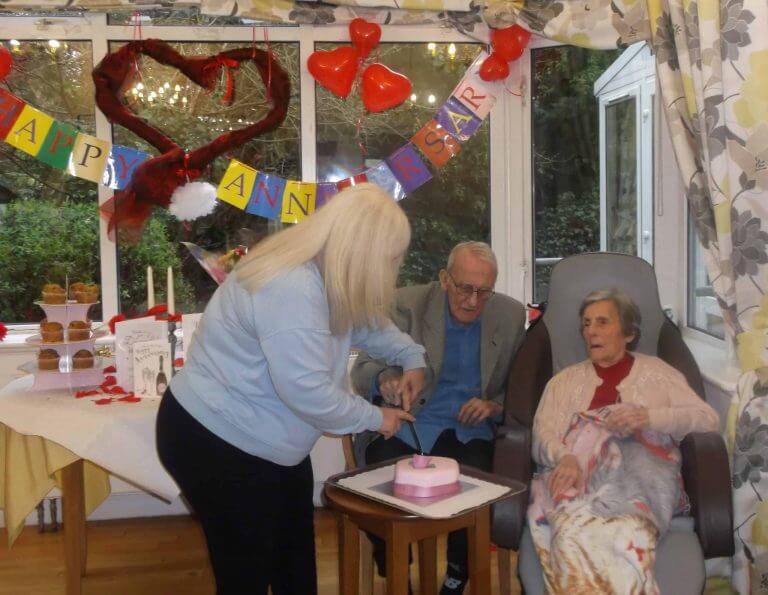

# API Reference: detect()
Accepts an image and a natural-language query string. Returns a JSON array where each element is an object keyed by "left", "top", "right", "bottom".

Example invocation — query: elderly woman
[{"left": 527, "top": 288, "right": 719, "bottom": 594}]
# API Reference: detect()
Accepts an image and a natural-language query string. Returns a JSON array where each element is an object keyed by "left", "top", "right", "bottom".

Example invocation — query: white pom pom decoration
[{"left": 169, "top": 181, "right": 218, "bottom": 221}]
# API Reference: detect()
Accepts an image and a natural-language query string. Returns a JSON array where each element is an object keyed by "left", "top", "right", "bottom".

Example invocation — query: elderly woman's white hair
[
  {"left": 579, "top": 288, "right": 642, "bottom": 349},
  {"left": 236, "top": 183, "right": 410, "bottom": 335}
]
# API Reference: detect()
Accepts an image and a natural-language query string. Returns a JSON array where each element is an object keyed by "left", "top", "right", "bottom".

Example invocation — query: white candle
[
  {"left": 147, "top": 266, "right": 155, "bottom": 308},
  {"left": 167, "top": 266, "right": 175, "bottom": 315}
]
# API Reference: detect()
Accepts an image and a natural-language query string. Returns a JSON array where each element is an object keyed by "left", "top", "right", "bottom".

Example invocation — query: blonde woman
[{"left": 156, "top": 183, "right": 426, "bottom": 595}]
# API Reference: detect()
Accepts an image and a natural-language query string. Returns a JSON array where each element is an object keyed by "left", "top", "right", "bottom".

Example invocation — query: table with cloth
[{"left": 0, "top": 374, "right": 181, "bottom": 595}]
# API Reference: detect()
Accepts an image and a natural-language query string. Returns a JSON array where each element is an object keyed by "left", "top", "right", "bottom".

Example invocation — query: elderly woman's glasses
[{"left": 445, "top": 270, "right": 495, "bottom": 300}]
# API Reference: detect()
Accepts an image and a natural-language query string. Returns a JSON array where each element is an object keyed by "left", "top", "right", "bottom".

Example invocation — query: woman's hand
[
  {"left": 547, "top": 454, "right": 582, "bottom": 497},
  {"left": 378, "top": 407, "right": 415, "bottom": 439},
  {"left": 606, "top": 405, "right": 649, "bottom": 437}
]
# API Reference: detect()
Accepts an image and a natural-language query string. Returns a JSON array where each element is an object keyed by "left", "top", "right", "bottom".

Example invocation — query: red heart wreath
[{"left": 92, "top": 39, "right": 290, "bottom": 235}]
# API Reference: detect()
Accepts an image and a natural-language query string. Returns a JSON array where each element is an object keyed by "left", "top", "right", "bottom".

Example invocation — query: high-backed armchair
[{"left": 490, "top": 253, "right": 734, "bottom": 594}]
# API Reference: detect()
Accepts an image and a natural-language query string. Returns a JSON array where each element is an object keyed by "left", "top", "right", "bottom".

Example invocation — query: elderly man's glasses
[{"left": 445, "top": 270, "right": 495, "bottom": 300}]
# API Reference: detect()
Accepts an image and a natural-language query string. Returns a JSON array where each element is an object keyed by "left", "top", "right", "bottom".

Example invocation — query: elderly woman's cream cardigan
[{"left": 532, "top": 352, "right": 720, "bottom": 469}]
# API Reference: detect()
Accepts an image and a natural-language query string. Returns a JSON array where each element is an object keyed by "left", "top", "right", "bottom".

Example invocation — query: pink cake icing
[{"left": 393, "top": 455, "right": 460, "bottom": 498}]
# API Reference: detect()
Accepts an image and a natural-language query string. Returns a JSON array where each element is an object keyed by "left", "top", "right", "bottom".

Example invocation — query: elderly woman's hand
[
  {"left": 548, "top": 454, "right": 582, "bottom": 497},
  {"left": 606, "top": 405, "right": 649, "bottom": 436}
]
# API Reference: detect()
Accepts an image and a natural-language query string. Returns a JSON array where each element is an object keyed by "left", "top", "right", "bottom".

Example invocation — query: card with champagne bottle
[{"left": 132, "top": 339, "right": 172, "bottom": 399}]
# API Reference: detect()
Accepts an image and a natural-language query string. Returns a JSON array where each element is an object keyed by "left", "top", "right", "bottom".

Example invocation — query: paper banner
[
  {"left": 280, "top": 181, "right": 316, "bottom": 224},
  {"left": 385, "top": 144, "right": 433, "bottom": 195},
  {"left": 68, "top": 133, "right": 110, "bottom": 183},
  {"left": 246, "top": 172, "right": 285, "bottom": 219},
  {"left": 38, "top": 121, "right": 78, "bottom": 170},
  {"left": 0, "top": 89, "right": 25, "bottom": 139},
  {"left": 434, "top": 97, "right": 484, "bottom": 143},
  {"left": 451, "top": 52, "right": 498, "bottom": 120},
  {"left": 217, "top": 159, "right": 257, "bottom": 210},
  {"left": 337, "top": 173, "right": 368, "bottom": 190},
  {"left": 103, "top": 145, "right": 151, "bottom": 190},
  {"left": 315, "top": 182, "right": 339, "bottom": 209},
  {"left": 365, "top": 161, "right": 406, "bottom": 201},
  {"left": 5, "top": 104, "right": 54, "bottom": 157},
  {"left": 412, "top": 119, "right": 462, "bottom": 168}
]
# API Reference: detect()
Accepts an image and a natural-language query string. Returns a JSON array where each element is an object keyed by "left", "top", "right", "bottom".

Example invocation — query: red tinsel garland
[
  {"left": 0, "top": 322, "right": 7, "bottom": 342},
  {"left": 92, "top": 39, "right": 291, "bottom": 236}
]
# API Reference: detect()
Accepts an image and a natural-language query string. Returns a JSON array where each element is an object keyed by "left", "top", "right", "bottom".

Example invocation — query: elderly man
[{"left": 351, "top": 241, "right": 526, "bottom": 595}]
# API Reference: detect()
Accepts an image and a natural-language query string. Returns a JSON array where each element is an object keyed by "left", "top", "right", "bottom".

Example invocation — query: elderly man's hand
[
  {"left": 548, "top": 454, "right": 582, "bottom": 497},
  {"left": 606, "top": 405, "right": 650, "bottom": 437},
  {"left": 398, "top": 368, "right": 425, "bottom": 412},
  {"left": 458, "top": 398, "right": 502, "bottom": 425},
  {"left": 378, "top": 367, "right": 403, "bottom": 405}
]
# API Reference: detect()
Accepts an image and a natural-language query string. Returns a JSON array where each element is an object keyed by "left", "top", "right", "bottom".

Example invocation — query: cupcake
[
  {"left": 72, "top": 349, "right": 94, "bottom": 369},
  {"left": 40, "top": 319, "right": 64, "bottom": 343},
  {"left": 75, "top": 283, "right": 99, "bottom": 304},
  {"left": 38, "top": 349, "right": 60, "bottom": 371},
  {"left": 42, "top": 283, "right": 67, "bottom": 304},
  {"left": 69, "top": 282, "right": 86, "bottom": 301},
  {"left": 67, "top": 320, "right": 91, "bottom": 341}
]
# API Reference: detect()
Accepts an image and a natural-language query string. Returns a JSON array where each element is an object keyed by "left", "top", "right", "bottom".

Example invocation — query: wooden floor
[{"left": 0, "top": 509, "right": 520, "bottom": 595}]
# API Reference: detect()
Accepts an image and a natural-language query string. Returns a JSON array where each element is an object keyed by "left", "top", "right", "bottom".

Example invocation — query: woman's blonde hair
[{"left": 236, "top": 183, "right": 411, "bottom": 335}]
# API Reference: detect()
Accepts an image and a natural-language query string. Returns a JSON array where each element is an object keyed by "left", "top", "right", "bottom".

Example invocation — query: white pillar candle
[
  {"left": 147, "top": 266, "right": 155, "bottom": 309},
  {"left": 167, "top": 266, "right": 175, "bottom": 315}
]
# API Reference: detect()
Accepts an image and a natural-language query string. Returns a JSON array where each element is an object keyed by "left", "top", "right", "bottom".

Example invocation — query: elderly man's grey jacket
[{"left": 350, "top": 281, "right": 526, "bottom": 462}]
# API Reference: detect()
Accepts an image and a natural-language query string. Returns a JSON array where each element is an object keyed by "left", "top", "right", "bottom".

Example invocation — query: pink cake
[{"left": 393, "top": 455, "right": 460, "bottom": 498}]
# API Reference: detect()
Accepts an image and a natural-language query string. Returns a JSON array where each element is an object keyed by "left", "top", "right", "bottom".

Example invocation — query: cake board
[{"left": 326, "top": 456, "right": 526, "bottom": 519}]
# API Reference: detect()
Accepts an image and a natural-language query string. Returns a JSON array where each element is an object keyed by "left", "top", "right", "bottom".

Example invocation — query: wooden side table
[{"left": 324, "top": 463, "right": 524, "bottom": 595}]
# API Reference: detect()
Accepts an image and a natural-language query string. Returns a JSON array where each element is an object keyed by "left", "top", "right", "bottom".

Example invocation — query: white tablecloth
[{"left": 0, "top": 375, "right": 180, "bottom": 501}]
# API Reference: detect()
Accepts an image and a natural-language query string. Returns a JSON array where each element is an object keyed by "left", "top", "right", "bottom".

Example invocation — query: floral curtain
[{"left": 647, "top": 0, "right": 768, "bottom": 590}]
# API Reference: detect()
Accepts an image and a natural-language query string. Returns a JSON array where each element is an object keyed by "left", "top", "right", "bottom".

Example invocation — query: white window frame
[{"left": 1, "top": 15, "right": 524, "bottom": 331}]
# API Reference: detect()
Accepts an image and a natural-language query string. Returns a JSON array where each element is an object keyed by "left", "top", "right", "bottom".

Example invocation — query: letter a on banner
[
  {"left": 5, "top": 105, "right": 54, "bottom": 157},
  {"left": 281, "top": 181, "right": 316, "bottom": 224},
  {"left": 217, "top": 160, "right": 256, "bottom": 210},
  {"left": 69, "top": 133, "right": 111, "bottom": 183},
  {"left": 434, "top": 97, "right": 483, "bottom": 143}
]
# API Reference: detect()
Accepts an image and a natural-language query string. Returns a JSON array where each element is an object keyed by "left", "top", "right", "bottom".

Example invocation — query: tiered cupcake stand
[{"left": 21, "top": 301, "right": 106, "bottom": 391}]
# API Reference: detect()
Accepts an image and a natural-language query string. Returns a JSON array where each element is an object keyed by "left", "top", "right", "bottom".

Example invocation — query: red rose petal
[
  {"left": 101, "top": 375, "right": 117, "bottom": 387},
  {"left": 103, "top": 365, "right": 116, "bottom": 373},
  {"left": 75, "top": 389, "right": 100, "bottom": 398},
  {"left": 174, "top": 358, "right": 184, "bottom": 368},
  {"left": 94, "top": 398, "right": 113, "bottom": 405}
]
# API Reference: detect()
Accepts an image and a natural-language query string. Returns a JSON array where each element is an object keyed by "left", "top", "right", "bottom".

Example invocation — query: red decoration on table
[
  {"left": 0, "top": 47, "right": 12, "bottom": 81},
  {"left": 307, "top": 46, "right": 359, "bottom": 98},
  {"left": 479, "top": 53, "right": 510, "bottom": 82},
  {"left": 75, "top": 389, "right": 100, "bottom": 398},
  {"left": 349, "top": 19, "right": 381, "bottom": 59},
  {"left": 101, "top": 375, "right": 117, "bottom": 387},
  {"left": 117, "top": 394, "right": 140, "bottom": 403},
  {"left": 94, "top": 398, "right": 113, "bottom": 405},
  {"left": 103, "top": 365, "right": 117, "bottom": 373},
  {"left": 361, "top": 64, "right": 412, "bottom": 113},
  {"left": 0, "top": 321, "right": 7, "bottom": 342},
  {"left": 174, "top": 358, "right": 185, "bottom": 368},
  {"left": 92, "top": 39, "right": 291, "bottom": 236},
  {"left": 108, "top": 303, "right": 182, "bottom": 335}
]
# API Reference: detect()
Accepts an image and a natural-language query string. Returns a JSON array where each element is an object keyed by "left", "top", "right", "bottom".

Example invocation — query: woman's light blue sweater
[{"left": 170, "top": 262, "right": 426, "bottom": 466}]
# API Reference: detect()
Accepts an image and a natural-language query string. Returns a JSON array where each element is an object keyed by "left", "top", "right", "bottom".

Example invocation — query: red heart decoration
[
  {"left": 92, "top": 39, "right": 290, "bottom": 234},
  {"left": 479, "top": 52, "right": 510, "bottom": 82},
  {"left": 361, "top": 63, "right": 412, "bottom": 113},
  {"left": 349, "top": 18, "right": 382, "bottom": 59},
  {"left": 307, "top": 46, "right": 359, "bottom": 98},
  {"left": 491, "top": 25, "right": 531, "bottom": 62}
]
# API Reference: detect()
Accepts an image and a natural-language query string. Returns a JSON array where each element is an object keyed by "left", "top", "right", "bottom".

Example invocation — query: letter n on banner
[
  {"left": 246, "top": 172, "right": 285, "bottom": 219},
  {"left": 217, "top": 160, "right": 257, "bottom": 210},
  {"left": 385, "top": 144, "right": 432, "bottom": 195},
  {"left": 281, "top": 181, "right": 316, "bottom": 224},
  {"left": 434, "top": 97, "right": 483, "bottom": 143},
  {"left": 68, "top": 133, "right": 111, "bottom": 183},
  {"left": 411, "top": 120, "right": 461, "bottom": 169},
  {"left": 5, "top": 105, "right": 54, "bottom": 157},
  {"left": 38, "top": 121, "right": 78, "bottom": 170},
  {"left": 0, "top": 89, "right": 24, "bottom": 139}
]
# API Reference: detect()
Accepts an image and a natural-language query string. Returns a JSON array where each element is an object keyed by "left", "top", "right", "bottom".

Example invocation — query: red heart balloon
[
  {"left": 308, "top": 46, "right": 360, "bottom": 98},
  {"left": 479, "top": 52, "right": 510, "bottom": 82},
  {"left": 491, "top": 25, "right": 531, "bottom": 62},
  {"left": 349, "top": 18, "right": 382, "bottom": 59},
  {"left": 92, "top": 39, "right": 290, "bottom": 234},
  {"left": 361, "top": 63, "right": 412, "bottom": 113},
  {"left": 0, "top": 46, "right": 13, "bottom": 81}
]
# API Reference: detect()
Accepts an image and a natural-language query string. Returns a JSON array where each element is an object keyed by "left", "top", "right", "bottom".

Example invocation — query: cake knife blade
[{"left": 407, "top": 420, "right": 424, "bottom": 456}]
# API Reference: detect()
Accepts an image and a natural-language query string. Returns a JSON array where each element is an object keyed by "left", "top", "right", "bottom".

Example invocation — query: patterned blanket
[{"left": 528, "top": 407, "right": 684, "bottom": 594}]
